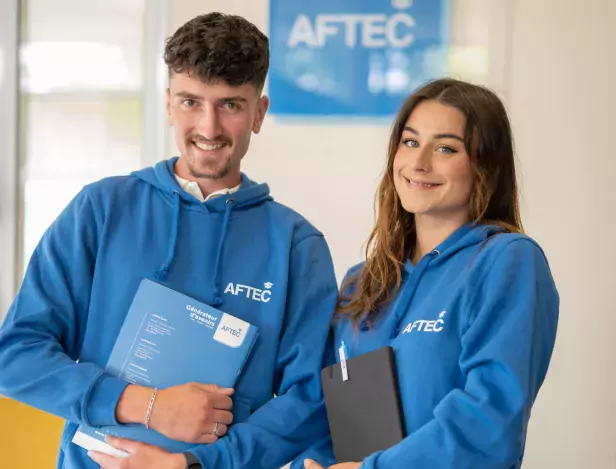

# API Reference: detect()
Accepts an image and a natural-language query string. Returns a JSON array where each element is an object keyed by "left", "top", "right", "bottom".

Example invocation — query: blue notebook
[{"left": 72, "top": 279, "right": 258, "bottom": 457}]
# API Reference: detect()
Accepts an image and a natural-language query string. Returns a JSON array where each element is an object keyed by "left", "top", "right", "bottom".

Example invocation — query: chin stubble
[{"left": 188, "top": 155, "right": 232, "bottom": 180}]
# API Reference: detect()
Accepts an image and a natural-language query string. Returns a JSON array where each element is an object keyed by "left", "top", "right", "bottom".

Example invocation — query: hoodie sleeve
[
  {"left": 289, "top": 435, "right": 335, "bottom": 469},
  {"left": 289, "top": 264, "right": 365, "bottom": 469},
  {"left": 0, "top": 189, "right": 129, "bottom": 427},
  {"left": 288, "top": 331, "right": 337, "bottom": 469},
  {"left": 188, "top": 233, "right": 338, "bottom": 468},
  {"left": 360, "top": 238, "right": 559, "bottom": 469}
]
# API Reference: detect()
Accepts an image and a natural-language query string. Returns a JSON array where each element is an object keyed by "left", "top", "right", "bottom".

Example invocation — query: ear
[
  {"left": 166, "top": 87, "right": 173, "bottom": 126},
  {"left": 252, "top": 95, "right": 270, "bottom": 134}
]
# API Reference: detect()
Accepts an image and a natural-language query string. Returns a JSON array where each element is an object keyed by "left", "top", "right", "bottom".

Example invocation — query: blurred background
[{"left": 0, "top": 0, "right": 615, "bottom": 467}]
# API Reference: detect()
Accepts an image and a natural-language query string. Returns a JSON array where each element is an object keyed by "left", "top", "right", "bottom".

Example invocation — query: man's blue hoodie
[{"left": 0, "top": 157, "right": 338, "bottom": 468}]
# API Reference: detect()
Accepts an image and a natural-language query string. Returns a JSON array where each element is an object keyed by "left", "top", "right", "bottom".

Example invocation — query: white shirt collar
[{"left": 174, "top": 174, "right": 240, "bottom": 203}]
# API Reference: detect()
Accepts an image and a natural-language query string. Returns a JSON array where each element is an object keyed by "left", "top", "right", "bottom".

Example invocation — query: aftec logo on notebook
[{"left": 213, "top": 313, "right": 251, "bottom": 348}]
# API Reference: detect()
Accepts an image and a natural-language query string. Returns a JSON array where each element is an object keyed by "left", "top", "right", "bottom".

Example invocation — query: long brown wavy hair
[{"left": 338, "top": 78, "right": 523, "bottom": 323}]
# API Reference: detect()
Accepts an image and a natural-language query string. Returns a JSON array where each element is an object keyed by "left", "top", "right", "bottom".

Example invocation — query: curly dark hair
[{"left": 164, "top": 12, "right": 269, "bottom": 91}]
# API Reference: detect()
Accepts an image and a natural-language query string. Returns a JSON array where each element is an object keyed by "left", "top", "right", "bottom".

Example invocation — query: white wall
[
  {"left": 508, "top": 1, "right": 616, "bottom": 467},
  {"left": 0, "top": 0, "right": 19, "bottom": 323},
  {"left": 166, "top": 0, "right": 616, "bottom": 467}
]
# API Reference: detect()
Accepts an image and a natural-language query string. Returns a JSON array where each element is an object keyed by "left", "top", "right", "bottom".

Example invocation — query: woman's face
[{"left": 393, "top": 100, "right": 474, "bottom": 223}]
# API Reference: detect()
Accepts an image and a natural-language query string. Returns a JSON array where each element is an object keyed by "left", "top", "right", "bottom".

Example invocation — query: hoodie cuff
[
  {"left": 85, "top": 373, "right": 130, "bottom": 427},
  {"left": 189, "top": 442, "right": 227, "bottom": 469}
]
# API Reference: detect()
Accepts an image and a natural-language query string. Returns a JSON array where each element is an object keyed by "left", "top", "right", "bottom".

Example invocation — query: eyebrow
[
  {"left": 173, "top": 92, "right": 249, "bottom": 104},
  {"left": 219, "top": 96, "right": 248, "bottom": 103},
  {"left": 174, "top": 92, "right": 202, "bottom": 100},
  {"left": 403, "top": 126, "right": 464, "bottom": 142}
]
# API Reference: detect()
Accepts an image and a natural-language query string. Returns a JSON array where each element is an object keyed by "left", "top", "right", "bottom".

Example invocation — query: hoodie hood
[
  {"left": 412, "top": 221, "right": 508, "bottom": 270},
  {"left": 132, "top": 157, "right": 273, "bottom": 212},
  {"left": 131, "top": 157, "right": 273, "bottom": 305},
  {"left": 383, "top": 222, "right": 509, "bottom": 334}
]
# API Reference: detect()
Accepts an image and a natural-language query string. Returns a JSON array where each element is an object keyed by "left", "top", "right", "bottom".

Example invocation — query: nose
[
  {"left": 196, "top": 104, "right": 223, "bottom": 140},
  {"left": 410, "top": 146, "right": 432, "bottom": 173}
]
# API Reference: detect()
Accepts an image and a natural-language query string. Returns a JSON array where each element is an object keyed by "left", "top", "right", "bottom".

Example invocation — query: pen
[{"left": 339, "top": 341, "right": 349, "bottom": 381}]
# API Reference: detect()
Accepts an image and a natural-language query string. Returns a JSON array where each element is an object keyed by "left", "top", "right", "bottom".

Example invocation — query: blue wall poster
[{"left": 269, "top": 0, "right": 450, "bottom": 117}]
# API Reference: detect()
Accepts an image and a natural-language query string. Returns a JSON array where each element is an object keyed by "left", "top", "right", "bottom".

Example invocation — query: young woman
[{"left": 305, "top": 78, "right": 559, "bottom": 469}]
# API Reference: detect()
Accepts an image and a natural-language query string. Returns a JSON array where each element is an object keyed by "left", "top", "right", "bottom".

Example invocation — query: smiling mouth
[
  {"left": 193, "top": 140, "right": 226, "bottom": 151},
  {"left": 402, "top": 176, "right": 443, "bottom": 189}
]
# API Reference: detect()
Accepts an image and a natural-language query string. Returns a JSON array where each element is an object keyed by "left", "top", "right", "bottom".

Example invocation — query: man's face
[{"left": 167, "top": 73, "right": 269, "bottom": 180}]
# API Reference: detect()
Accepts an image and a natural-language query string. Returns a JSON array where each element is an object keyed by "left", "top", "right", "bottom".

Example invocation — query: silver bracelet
[{"left": 145, "top": 387, "right": 158, "bottom": 430}]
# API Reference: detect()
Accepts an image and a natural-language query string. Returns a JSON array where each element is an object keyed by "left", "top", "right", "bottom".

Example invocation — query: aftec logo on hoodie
[
  {"left": 401, "top": 310, "right": 447, "bottom": 334},
  {"left": 224, "top": 282, "right": 273, "bottom": 303}
]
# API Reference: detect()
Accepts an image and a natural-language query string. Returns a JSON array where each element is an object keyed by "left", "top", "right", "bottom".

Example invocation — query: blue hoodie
[
  {"left": 0, "top": 157, "right": 338, "bottom": 469},
  {"left": 298, "top": 223, "right": 559, "bottom": 469}
]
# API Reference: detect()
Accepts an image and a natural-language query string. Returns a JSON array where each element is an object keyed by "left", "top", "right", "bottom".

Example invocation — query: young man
[{"left": 0, "top": 13, "right": 337, "bottom": 469}]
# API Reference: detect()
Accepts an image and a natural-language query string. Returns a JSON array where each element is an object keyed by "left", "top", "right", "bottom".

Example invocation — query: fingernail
[{"left": 304, "top": 459, "right": 315, "bottom": 468}]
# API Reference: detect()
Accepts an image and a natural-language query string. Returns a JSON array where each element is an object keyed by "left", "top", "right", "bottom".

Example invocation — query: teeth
[
  {"left": 405, "top": 177, "right": 439, "bottom": 188},
  {"left": 194, "top": 141, "right": 224, "bottom": 151}
]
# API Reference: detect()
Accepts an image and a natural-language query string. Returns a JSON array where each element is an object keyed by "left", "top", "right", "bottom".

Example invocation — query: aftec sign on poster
[{"left": 269, "top": 0, "right": 450, "bottom": 116}]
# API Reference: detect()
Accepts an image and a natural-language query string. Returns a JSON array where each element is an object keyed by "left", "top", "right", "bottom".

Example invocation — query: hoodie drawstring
[
  {"left": 211, "top": 198, "right": 235, "bottom": 306},
  {"left": 154, "top": 192, "right": 235, "bottom": 307},
  {"left": 154, "top": 191, "right": 181, "bottom": 281},
  {"left": 363, "top": 249, "right": 440, "bottom": 338}
]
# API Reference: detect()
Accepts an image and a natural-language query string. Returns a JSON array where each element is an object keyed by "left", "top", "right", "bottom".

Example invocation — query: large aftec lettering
[
  {"left": 287, "top": 13, "right": 415, "bottom": 48},
  {"left": 269, "top": 0, "right": 448, "bottom": 116}
]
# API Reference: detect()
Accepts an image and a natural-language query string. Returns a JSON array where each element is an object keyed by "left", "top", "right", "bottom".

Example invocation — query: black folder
[{"left": 321, "top": 346, "right": 406, "bottom": 462}]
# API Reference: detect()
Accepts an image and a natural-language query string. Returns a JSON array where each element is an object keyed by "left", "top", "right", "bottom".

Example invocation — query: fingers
[
  {"left": 192, "top": 432, "right": 219, "bottom": 445},
  {"left": 211, "top": 409, "right": 233, "bottom": 426},
  {"left": 153, "top": 383, "right": 235, "bottom": 444},
  {"left": 105, "top": 436, "right": 142, "bottom": 454},
  {"left": 192, "top": 421, "right": 229, "bottom": 444},
  {"left": 191, "top": 383, "right": 234, "bottom": 396},
  {"left": 87, "top": 450, "right": 119, "bottom": 468},
  {"left": 211, "top": 421, "right": 229, "bottom": 437},
  {"left": 304, "top": 459, "right": 325, "bottom": 469},
  {"left": 217, "top": 387, "right": 234, "bottom": 396},
  {"left": 210, "top": 393, "right": 234, "bottom": 410}
]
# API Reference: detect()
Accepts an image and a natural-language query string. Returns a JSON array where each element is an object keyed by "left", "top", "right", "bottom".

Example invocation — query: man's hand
[
  {"left": 304, "top": 459, "right": 361, "bottom": 469},
  {"left": 151, "top": 382, "right": 234, "bottom": 443},
  {"left": 87, "top": 436, "right": 186, "bottom": 469},
  {"left": 116, "top": 382, "right": 234, "bottom": 444}
]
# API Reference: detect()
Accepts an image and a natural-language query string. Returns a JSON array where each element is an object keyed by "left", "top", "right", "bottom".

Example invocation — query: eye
[
  {"left": 181, "top": 99, "right": 197, "bottom": 107},
  {"left": 222, "top": 102, "right": 240, "bottom": 111},
  {"left": 436, "top": 145, "right": 458, "bottom": 155},
  {"left": 401, "top": 138, "right": 419, "bottom": 148}
]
